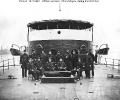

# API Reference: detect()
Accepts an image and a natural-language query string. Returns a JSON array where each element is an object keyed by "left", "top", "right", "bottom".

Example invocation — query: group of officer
[{"left": 20, "top": 48, "right": 95, "bottom": 81}]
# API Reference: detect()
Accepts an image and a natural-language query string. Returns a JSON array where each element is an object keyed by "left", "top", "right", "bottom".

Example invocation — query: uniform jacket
[
  {"left": 45, "top": 62, "right": 55, "bottom": 71},
  {"left": 57, "top": 61, "right": 67, "bottom": 70},
  {"left": 28, "top": 60, "right": 37, "bottom": 72},
  {"left": 55, "top": 54, "right": 62, "bottom": 63},
  {"left": 20, "top": 53, "right": 29, "bottom": 68},
  {"left": 35, "top": 60, "right": 43, "bottom": 70},
  {"left": 77, "top": 62, "right": 83, "bottom": 70},
  {"left": 88, "top": 52, "right": 95, "bottom": 62},
  {"left": 84, "top": 55, "right": 92, "bottom": 70},
  {"left": 29, "top": 53, "right": 36, "bottom": 60},
  {"left": 64, "top": 53, "right": 72, "bottom": 71}
]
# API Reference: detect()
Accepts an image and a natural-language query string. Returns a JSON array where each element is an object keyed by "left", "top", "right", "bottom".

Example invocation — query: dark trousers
[
  {"left": 78, "top": 69, "right": 82, "bottom": 79},
  {"left": 22, "top": 68, "right": 27, "bottom": 77},
  {"left": 36, "top": 71, "right": 40, "bottom": 80},
  {"left": 71, "top": 61, "right": 77, "bottom": 70},
  {"left": 32, "top": 72, "right": 37, "bottom": 80},
  {"left": 36, "top": 69, "right": 44, "bottom": 80},
  {"left": 91, "top": 66, "right": 94, "bottom": 76},
  {"left": 91, "top": 68, "right": 94, "bottom": 76},
  {"left": 28, "top": 70, "right": 36, "bottom": 80},
  {"left": 85, "top": 69, "right": 90, "bottom": 78},
  {"left": 71, "top": 70, "right": 77, "bottom": 75}
]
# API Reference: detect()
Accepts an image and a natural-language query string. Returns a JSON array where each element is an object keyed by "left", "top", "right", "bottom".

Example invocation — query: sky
[{"left": 0, "top": 0, "right": 120, "bottom": 56}]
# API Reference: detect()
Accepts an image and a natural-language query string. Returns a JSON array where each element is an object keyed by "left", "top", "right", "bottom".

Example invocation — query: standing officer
[
  {"left": 71, "top": 49, "right": 78, "bottom": 70},
  {"left": 95, "top": 52, "right": 98, "bottom": 64},
  {"left": 77, "top": 58, "right": 83, "bottom": 80},
  {"left": 88, "top": 49, "right": 95, "bottom": 77},
  {"left": 20, "top": 50, "right": 29, "bottom": 78},
  {"left": 84, "top": 53, "right": 92, "bottom": 79}
]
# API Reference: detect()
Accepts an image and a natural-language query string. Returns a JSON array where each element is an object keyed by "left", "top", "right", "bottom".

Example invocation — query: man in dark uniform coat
[
  {"left": 35, "top": 57, "right": 44, "bottom": 80},
  {"left": 47, "top": 51, "right": 55, "bottom": 62},
  {"left": 57, "top": 58, "right": 67, "bottom": 71},
  {"left": 29, "top": 49, "right": 36, "bottom": 60},
  {"left": 55, "top": 51, "right": 62, "bottom": 63},
  {"left": 95, "top": 52, "right": 98, "bottom": 63},
  {"left": 71, "top": 49, "right": 78, "bottom": 70},
  {"left": 41, "top": 51, "right": 47, "bottom": 68},
  {"left": 77, "top": 58, "right": 83, "bottom": 80},
  {"left": 28, "top": 58, "right": 37, "bottom": 80},
  {"left": 84, "top": 53, "right": 92, "bottom": 79},
  {"left": 88, "top": 50, "right": 95, "bottom": 77},
  {"left": 20, "top": 50, "right": 29, "bottom": 78},
  {"left": 64, "top": 50, "right": 72, "bottom": 71},
  {"left": 45, "top": 58, "right": 55, "bottom": 71}
]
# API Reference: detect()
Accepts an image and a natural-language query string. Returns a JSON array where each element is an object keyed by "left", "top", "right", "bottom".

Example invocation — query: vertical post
[
  {"left": 47, "top": 24, "right": 48, "bottom": 29},
  {"left": 3, "top": 60, "right": 4, "bottom": 74},
  {"left": 113, "top": 59, "right": 114, "bottom": 69},
  {"left": 105, "top": 58, "right": 107, "bottom": 67},
  {"left": 8, "top": 59, "right": 9, "bottom": 70},
  {"left": 98, "top": 55, "right": 101, "bottom": 64},
  {"left": 38, "top": 24, "right": 39, "bottom": 30},
  {"left": 118, "top": 60, "right": 120, "bottom": 73},
  {"left": 78, "top": 25, "right": 79, "bottom": 29},
  {"left": 13, "top": 56, "right": 15, "bottom": 67},
  {"left": 57, "top": 24, "right": 58, "bottom": 29},
  {"left": 69, "top": 24, "right": 70, "bottom": 29},
  {"left": 98, "top": 54, "right": 100, "bottom": 64}
]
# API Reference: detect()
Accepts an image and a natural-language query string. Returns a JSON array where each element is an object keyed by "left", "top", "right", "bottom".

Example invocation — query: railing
[
  {"left": 0, "top": 56, "right": 20, "bottom": 74},
  {"left": 99, "top": 57, "right": 120, "bottom": 73}
]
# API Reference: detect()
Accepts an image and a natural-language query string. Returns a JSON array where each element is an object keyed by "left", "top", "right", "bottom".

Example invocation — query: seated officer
[
  {"left": 28, "top": 58, "right": 37, "bottom": 81},
  {"left": 45, "top": 58, "right": 55, "bottom": 71},
  {"left": 35, "top": 57, "right": 44, "bottom": 80},
  {"left": 47, "top": 51, "right": 54, "bottom": 62},
  {"left": 57, "top": 58, "right": 67, "bottom": 71},
  {"left": 55, "top": 51, "right": 62, "bottom": 63},
  {"left": 29, "top": 49, "right": 36, "bottom": 60}
]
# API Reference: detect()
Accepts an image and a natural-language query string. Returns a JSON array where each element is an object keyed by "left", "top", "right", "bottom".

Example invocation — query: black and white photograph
[{"left": 0, "top": 0, "right": 120, "bottom": 100}]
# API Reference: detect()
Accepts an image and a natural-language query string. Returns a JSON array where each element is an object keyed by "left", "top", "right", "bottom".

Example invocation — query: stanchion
[
  {"left": 8, "top": 59, "right": 9, "bottom": 70},
  {"left": 113, "top": 59, "right": 114, "bottom": 69},
  {"left": 105, "top": 58, "right": 107, "bottom": 67},
  {"left": 13, "top": 57, "right": 15, "bottom": 67},
  {"left": 0, "top": 70, "right": 2, "bottom": 76},
  {"left": 3, "top": 60, "right": 4, "bottom": 74},
  {"left": 118, "top": 60, "right": 120, "bottom": 73}
]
